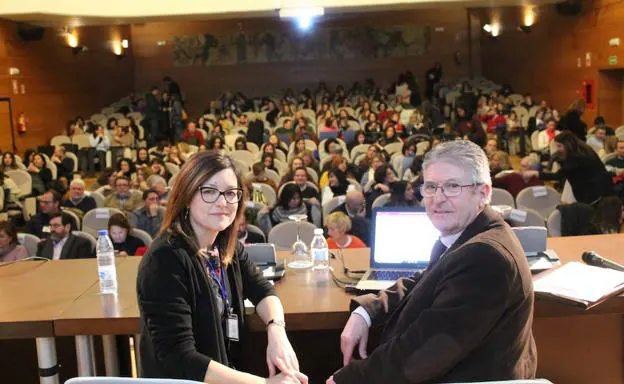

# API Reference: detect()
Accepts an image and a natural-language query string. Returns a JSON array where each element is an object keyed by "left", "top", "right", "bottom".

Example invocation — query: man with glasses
[
  {"left": 104, "top": 176, "right": 143, "bottom": 214},
  {"left": 331, "top": 140, "right": 536, "bottom": 383},
  {"left": 36, "top": 212, "right": 93, "bottom": 260},
  {"left": 25, "top": 190, "right": 62, "bottom": 239},
  {"left": 332, "top": 191, "right": 370, "bottom": 245},
  {"left": 62, "top": 179, "right": 97, "bottom": 214}
]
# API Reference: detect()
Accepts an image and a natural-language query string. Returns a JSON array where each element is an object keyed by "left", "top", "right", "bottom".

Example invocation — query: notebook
[
  {"left": 355, "top": 206, "right": 440, "bottom": 291},
  {"left": 533, "top": 262, "right": 624, "bottom": 309}
]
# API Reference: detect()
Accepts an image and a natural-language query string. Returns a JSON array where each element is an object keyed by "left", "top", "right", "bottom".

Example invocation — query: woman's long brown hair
[{"left": 158, "top": 151, "right": 246, "bottom": 266}]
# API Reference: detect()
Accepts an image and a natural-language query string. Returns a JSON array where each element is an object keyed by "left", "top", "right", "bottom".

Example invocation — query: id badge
[{"left": 226, "top": 313, "right": 239, "bottom": 341}]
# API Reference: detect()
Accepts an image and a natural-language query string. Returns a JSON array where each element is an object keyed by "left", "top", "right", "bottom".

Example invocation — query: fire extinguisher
[{"left": 16, "top": 112, "right": 27, "bottom": 134}]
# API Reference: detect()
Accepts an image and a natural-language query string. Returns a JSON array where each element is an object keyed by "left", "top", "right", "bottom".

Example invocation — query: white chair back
[
  {"left": 350, "top": 144, "right": 370, "bottom": 161},
  {"left": 90, "top": 191, "right": 106, "bottom": 208},
  {"left": 267, "top": 221, "right": 317, "bottom": 251},
  {"left": 82, "top": 208, "right": 125, "bottom": 238},
  {"left": 51, "top": 135, "right": 71, "bottom": 147},
  {"left": 246, "top": 224, "right": 266, "bottom": 242},
  {"left": 72, "top": 134, "right": 92, "bottom": 149},
  {"left": 17, "top": 233, "right": 40, "bottom": 257},
  {"left": 65, "top": 152, "right": 79, "bottom": 172},
  {"left": 507, "top": 207, "right": 546, "bottom": 228},
  {"left": 384, "top": 142, "right": 403, "bottom": 156},
  {"left": 6, "top": 170, "right": 32, "bottom": 196},
  {"left": 230, "top": 150, "right": 256, "bottom": 167},
  {"left": 322, "top": 195, "right": 346, "bottom": 218},
  {"left": 371, "top": 193, "right": 391, "bottom": 210},
  {"left": 516, "top": 186, "right": 561, "bottom": 219},
  {"left": 252, "top": 183, "right": 277, "bottom": 207},
  {"left": 164, "top": 162, "right": 180, "bottom": 176},
  {"left": 546, "top": 209, "right": 562, "bottom": 237},
  {"left": 71, "top": 231, "right": 96, "bottom": 253},
  {"left": 491, "top": 188, "right": 516, "bottom": 208},
  {"left": 130, "top": 228, "right": 153, "bottom": 247}
]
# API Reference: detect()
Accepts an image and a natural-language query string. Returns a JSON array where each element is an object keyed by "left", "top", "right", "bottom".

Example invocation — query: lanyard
[{"left": 206, "top": 256, "right": 230, "bottom": 310}]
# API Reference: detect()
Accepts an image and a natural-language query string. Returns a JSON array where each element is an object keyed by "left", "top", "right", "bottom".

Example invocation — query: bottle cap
[
  {"left": 314, "top": 228, "right": 324, "bottom": 235},
  {"left": 97, "top": 230, "right": 109, "bottom": 236}
]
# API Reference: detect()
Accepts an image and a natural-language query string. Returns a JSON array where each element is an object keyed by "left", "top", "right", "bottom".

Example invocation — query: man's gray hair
[
  {"left": 70, "top": 178, "right": 85, "bottom": 188},
  {"left": 423, "top": 140, "right": 492, "bottom": 201}
]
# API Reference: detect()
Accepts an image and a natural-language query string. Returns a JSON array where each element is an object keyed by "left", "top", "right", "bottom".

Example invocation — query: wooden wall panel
[
  {"left": 131, "top": 9, "right": 477, "bottom": 116},
  {"left": 479, "top": 1, "right": 624, "bottom": 126},
  {"left": 0, "top": 20, "right": 134, "bottom": 153}
]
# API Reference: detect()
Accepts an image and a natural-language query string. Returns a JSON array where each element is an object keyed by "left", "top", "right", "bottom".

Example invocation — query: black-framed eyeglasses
[
  {"left": 198, "top": 186, "right": 243, "bottom": 204},
  {"left": 420, "top": 182, "right": 482, "bottom": 198}
]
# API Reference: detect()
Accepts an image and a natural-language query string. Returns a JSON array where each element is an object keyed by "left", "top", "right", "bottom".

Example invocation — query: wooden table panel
[
  {"left": 54, "top": 257, "right": 140, "bottom": 336},
  {"left": 0, "top": 259, "right": 102, "bottom": 338}
]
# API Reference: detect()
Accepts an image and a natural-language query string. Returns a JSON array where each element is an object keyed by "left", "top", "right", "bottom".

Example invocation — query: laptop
[
  {"left": 355, "top": 207, "right": 440, "bottom": 291},
  {"left": 511, "top": 227, "right": 560, "bottom": 272}
]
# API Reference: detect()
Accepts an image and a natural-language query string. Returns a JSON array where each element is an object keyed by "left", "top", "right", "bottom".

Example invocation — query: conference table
[{"left": 2, "top": 234, "right": 624, "bottom": 383}]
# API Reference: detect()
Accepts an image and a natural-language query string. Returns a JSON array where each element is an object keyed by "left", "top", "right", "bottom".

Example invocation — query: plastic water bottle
[
  {"left": 311, "top": 228, "right": 329, "bottom": 270},
  {"left": 97, "top": 229, "right": 118, "bottom": 294}
]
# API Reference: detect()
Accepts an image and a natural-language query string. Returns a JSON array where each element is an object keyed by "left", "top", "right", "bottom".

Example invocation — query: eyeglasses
[
  {"left": 420, "top": 182, "right": 481, "bottom": 198},
  {"left": 198, "top": 186, "right": 243, "bottom": 204},
  {"left": 39, "top": 200, "right": 54, "bottom": 204}
]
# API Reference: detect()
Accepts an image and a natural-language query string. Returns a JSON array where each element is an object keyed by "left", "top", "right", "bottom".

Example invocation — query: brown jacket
[{"left": 334, "top": 207, "right": 537, "bottom": 384}]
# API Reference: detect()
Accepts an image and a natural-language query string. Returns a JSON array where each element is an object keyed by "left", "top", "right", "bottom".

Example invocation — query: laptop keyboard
[{"left": 368, "top": 270, "right": 415, "bottom": 281}]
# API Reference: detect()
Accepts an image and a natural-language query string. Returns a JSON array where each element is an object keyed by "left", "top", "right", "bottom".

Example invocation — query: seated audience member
[
  {"left": 135, "top": 147, "right": 151, "bottom": 167},
  {"left": 180, "top": 121, "right": 206, "bottom": 146},
  {"left": 280, "top": 156, "right": 305, "bottom": 184},
  {"left": 377, "top": 126, "right": 401, "bottom": 147},
  {"left": 85, "top": 125, "right": 110, "bottom": 176},
  {"left": 237, "top": 215, "right": 265, "bottom": 244},
  {"left": 587, "top": 125, "right": 607, "bottom": 152},
  {"left": 0, "top": 170, "right": 22, "bottom": 205},
  {"left": 89, "top": 169, "right": 116, "bottom": 197},
  {"left": 112, "top": 125, "right": 135, "bottom": 148},
  {"left": 62, "top": 179, "right": 97, "bottom": 214},
  {"left": 386, "top": 180, "right": 419, "bottom": 207},
  {"left": 115, "top": 158, "right": 136, "bottom": 179},
  {"left": 246, "top": 162, "right": 278, "bottom": 192},
  {"left": 489, "top": 150, "right": 510, "bottom": 177},
  {"left": 260, "top": 153, "right": 279, "bottom": 174},
  {"left": 348, "top": 131, "right": 368, "bottom": 152},
  {"left": 133, "top": 166, "right": 153, "bottom": 191},
  {"left": 26, "top": 190, "right": 62, "bottom": 239},
  {"left": 606, "top": 140, "right": 624, "bottom": 192},
  {"left": 150, "top": 158, "right": 172, "bottom": 181},
  {"left": 207, "top": 135, "right": 225, "bottom": 151},
  {"left": 291, "top": 139, "right": 308, "bottom": 159},
  {"left": 541, "top": 131, "right": 613, "bottom": 205},
  {"left": 65, "top": 119, "right": 83, "bottom": 137},
  {"left": 536, "top": 119, "right": 560, "bottom": 152},
  {"left": 292, "top": 167, "right": 320, "bottom": 203},
  {"left": 267, "top": 183, "right": 320, "bottom": 227},
  {"left": 322, "top": 168, "right": 355, "bottom": 206},
  {"left": 108, "top": 213, "right": 145, "bottom": 256},
  {"left": 325, "top": 212, "right": 366, "bottom": 250},
  {"left": 300, "top": 150, "right": 319, "bottom": 175},
  {"left": 588, "top": 116, "right": 615, "bottom": 136},
  {"left": 592, "top": 196, "right": 623, "bottom": 234},
  {"left": 331, "top": 191, "right": 370, "bottom": 245},
  {"left": 163, "top": 145, "right": 185, "bottom": 167},
  {"left": 147, "top": 175, "right": 169, "bottom": 205},
  {"left": 484, "top": 138, "right": 498, "bottom": 158},
  {"left": 365, "top": 164, "right": 397, "bottom": 215},
  {"left": 234, "top": 136, "right": 248, "bottom": 151},
  {"left": 0, "top": 152, "right": 19, "bottom": 172},
  {"left": 493, "top": 156, "right": 544, "bottom": 198},
  {"left": 132, "top": 189, "right": 163, "bottom": 238},
  {"left": 331, "top": 140, "right": 536, "bottom": 384},
  {"left": 268, "top": 134, "right": 288, "bottom": 156},
  {"left": 455, "top": 106, "right": 486, "bottom": 147},
  {"left": 104, "top": 176, "right": 143, "bottom": 213},
  {"left": 50, "top": 146, "right": 74, "bottom": 182},
  {"left": 36, "top": 212, "right": 93, "bottom": 259},
  {"left": 0, "top": 221, "right": 29, "bottom": 262},
  {"left": 27, "top": 153, "right": 53, "bottom": 196}
]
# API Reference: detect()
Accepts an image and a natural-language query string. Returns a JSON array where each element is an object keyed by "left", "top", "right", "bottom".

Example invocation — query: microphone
[{"left": 582, "top": 251, "right": 624, "bottom": 272}]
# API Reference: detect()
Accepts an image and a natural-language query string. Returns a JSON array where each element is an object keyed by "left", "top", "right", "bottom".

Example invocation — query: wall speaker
[{"left": 16, "top": 23, "right": 45, "bottom": 41}]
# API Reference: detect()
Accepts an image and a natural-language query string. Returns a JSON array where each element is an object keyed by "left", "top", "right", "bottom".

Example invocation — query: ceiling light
[
  {"left": 279, "top": 6, "right": 324, "bottom": 19},
  {"left": 483, "top": 24, "right": 492, "bottom": 33},
  {"left": 121, "top": 39, "right": 129, "bottom": 49}
]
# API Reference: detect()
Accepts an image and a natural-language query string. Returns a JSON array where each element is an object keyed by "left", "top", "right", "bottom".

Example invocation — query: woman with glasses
[{"left": 137, "top": 151, "right": 306, "bottom": 384}]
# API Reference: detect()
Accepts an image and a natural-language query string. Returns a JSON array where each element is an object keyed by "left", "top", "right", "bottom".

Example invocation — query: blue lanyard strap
[{"left": 206, "top": 257, "right": 229, "bottom": 307}]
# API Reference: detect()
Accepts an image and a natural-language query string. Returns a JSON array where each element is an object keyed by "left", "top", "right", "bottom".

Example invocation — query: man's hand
[{"left": 340, "top": 313, "right": 369, "bottom": 366}]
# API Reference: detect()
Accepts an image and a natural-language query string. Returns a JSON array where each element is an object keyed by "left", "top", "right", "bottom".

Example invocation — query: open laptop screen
[{"left": 371, "top": 207, "right": 440, "bottom": 269}]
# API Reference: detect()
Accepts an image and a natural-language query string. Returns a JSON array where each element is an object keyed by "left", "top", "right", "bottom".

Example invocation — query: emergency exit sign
[{"left": 609, "top": 55, "right": 618, "bottom": 65}]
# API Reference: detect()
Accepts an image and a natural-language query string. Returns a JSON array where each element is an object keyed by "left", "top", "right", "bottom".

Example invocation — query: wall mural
[{"left": 172, "top": 25, "right": 431, "bottom": 66}]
